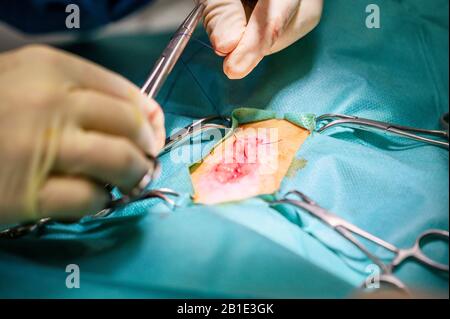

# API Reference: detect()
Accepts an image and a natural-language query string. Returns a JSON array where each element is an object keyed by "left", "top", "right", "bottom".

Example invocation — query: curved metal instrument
[
  {"left": 161, "top": 116, "right": 232, "bottom": 155},
  {"left": 0, "top": 188, "right": 180, "bottom": 239},
  {"left": 317, "top": 114, "right": 449, "bottom": 150},
  {"left": 272, "top": 191, "right": 449, "bottom": 293}
]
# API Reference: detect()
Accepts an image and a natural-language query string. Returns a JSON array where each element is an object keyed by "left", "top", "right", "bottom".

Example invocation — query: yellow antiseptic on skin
[{"left": 190, "top": 119, "right": 310, "bottom": 205}]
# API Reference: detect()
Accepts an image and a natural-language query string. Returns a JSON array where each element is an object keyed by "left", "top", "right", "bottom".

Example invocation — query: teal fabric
[{"left": 0, "top": 0, "right": 448, "bottom": 298}]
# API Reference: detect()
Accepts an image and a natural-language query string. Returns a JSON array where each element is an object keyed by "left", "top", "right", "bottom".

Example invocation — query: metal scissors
[
  {"left": 273, "top": 191, "right": 449, "bottom": 293},
  {"left": 316, "top": 113, "right": 449, "bottom": 150}
]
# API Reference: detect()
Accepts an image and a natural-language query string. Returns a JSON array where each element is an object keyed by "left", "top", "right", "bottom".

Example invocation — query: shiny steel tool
[
  {"left": 95, "top": 188, "right": 181, "bottom": 218},
  {"left": 161, "top": 116, "right": 232, "bottom": 155},
  {"left": 141, "top": 2, "right": 206, "bottom": 99},
  {"left": 0, "top": 188, "right": 180, "bottom": 239},
  {"left": 273, "top": 191, "right": 449, "bottom": 293},
  {"left": 129, "top": 2, "right": 206, "bottom": 198},
  {"left": 316, "top": 114, "right": 449, "bottom": 149}
]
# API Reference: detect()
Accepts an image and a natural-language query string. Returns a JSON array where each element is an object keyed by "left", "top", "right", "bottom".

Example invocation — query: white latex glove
[
  {"left": 0, "top": 45, "right": 165, "bottom": 225},
  {"left": 200, "top": 0, "right": 324, "bottom": 79}
]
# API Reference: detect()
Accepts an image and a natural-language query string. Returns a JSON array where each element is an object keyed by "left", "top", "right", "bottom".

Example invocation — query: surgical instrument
[
  {"left": 272, "top": 191, "right": 449, "bottom": 293},
  {"left": 141, "top": 2, "right": 206, "bottom": 99},
  {"left": 95, "top": 188, "right": 180, "bottom": 218},
  {"left": 0, "top": 217, "right": 52, "bottom": 239},
  {"left": 98, "top": 115, "right": 230, "bottom": 216},
  {"left": 129, "top": 2, "right": 206, "bottom": 198},
  {"left": 316, "top": 114, "right": 449, "bottom": 150},
  {"left": 129, "top": 115, "right": 230, "bottom": 198},
  {"left": 161, "top": 116, "right": 232, "bottom": 155},
  {"left": 0, "top": 188, "right": 180, "bottom": 239}
]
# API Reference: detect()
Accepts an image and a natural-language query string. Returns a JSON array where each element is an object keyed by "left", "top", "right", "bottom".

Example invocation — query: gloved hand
[
  {"left": 200, "top": 0, "right": 324, "bottom": 79},
  {"left": 0, "top": 45, "right": 165, "bottom": 225}
]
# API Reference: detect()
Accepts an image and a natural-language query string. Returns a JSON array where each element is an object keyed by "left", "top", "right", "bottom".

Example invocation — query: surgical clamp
[
  {"left": 273, "top": 191, "right": 449, "bottom": 293},
  {"left": 161, "top": 116, "right": 232, "bottom": 155},
  {"left": 316, "top": 114, "right": 449, "bottom": 150},
  {"left": 0, "top": 188, "right": 180, "bottom": 239}
]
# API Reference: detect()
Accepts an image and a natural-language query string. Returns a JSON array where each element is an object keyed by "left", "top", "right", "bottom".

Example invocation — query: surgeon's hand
[
  {"left": 200, "top": 0, "right": 323, "bottom": 79},
  {"left": 0, "top": 45, "right": 165, "bottom": 225}
]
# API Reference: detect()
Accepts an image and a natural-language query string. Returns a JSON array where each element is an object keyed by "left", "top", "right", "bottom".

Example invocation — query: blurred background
[{"left": 0, "top": 0, "right": 192, "bottom": 51}]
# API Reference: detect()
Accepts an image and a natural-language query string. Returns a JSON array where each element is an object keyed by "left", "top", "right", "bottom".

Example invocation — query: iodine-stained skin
[{"left": 191, "top": 119, "right": 310, "bottom": 205}]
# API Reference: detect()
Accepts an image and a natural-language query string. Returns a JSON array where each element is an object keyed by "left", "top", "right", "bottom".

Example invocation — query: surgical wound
[{"left": 190, "top": 119, "right": 309, "bottom": 205}]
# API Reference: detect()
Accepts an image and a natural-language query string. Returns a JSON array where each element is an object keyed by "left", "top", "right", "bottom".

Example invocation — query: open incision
[{"left": 190, "top": 119, "right": 310, "bottom": 205}]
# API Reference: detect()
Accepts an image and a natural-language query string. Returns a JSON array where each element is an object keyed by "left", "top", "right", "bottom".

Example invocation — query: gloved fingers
[
  {"left": 15, "top": 45, "right": 133, "bottom": 101},
  {"left": 201, "top": 0, "right": 247, "bottom": 56},
  {"left": 29, "top": 46, "right": 166, "bottom": 151},
  {"left": 146, "top": 97, "right": 166, "bottom": 152},
  {"left": 37, "top": 176, "right": 109, "bottom": 220},
  {"left": 224, "top": 0, "right": 300, "bottom": 79},
  {"left": 0, "top": 49, "right": 20, "bottom": 74},
  {"left": 54, "top": 130, "right": 156, "bottom": 194},
  {"left": 269, "top": 0, "right": 323, "bottom": 54},
  {"left": 68, "top": 89, "right": 162, "bottom": 156}
]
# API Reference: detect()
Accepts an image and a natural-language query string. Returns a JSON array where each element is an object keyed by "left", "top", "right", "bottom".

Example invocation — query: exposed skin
[
  {"left": 199, "top": 0, "right": 324, "bottom": 79},
  {"left": 0, "top": 45, "right": 165, "bottom": 224},
  {"left": 191, "top": 119, "right": 310, "bottom": 204}
]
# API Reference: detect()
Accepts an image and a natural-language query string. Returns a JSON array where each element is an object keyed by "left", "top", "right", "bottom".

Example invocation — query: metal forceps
[
  {"left": 273, "top": 191, "right": 449, "bottom": 293},
  {"left": 316, "top": 114, "right": 449, "bottom": 150},
  {"left": 161, "top": 116, "right": 232, "bottom": 155}
]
